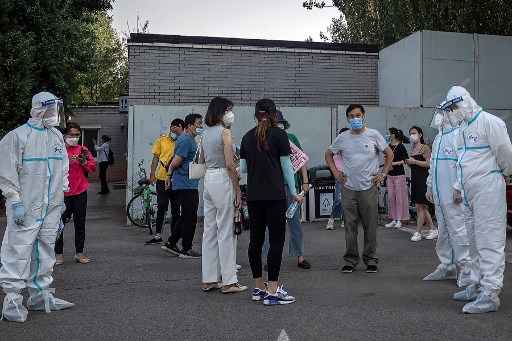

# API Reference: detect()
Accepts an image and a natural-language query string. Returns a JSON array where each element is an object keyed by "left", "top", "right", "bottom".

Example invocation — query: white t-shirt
[{"left": 329, "top": 128, "right": 387, "bottom": 191}]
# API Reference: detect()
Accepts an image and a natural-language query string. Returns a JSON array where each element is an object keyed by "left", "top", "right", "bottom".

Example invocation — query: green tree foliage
[
  {"left": 0, "top": 0, "right": 115, "bottom": 135},
  {"left": 75, "top": 12, "right": 128, "bottom": 105},
  {"left": 304, "top": 0, "right": 512, "bottom": 47}
]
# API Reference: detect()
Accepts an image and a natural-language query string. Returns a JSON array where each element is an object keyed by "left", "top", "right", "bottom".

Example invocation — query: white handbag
[{"left": 189, "top": 138, "right": 206, "bottom": 180}]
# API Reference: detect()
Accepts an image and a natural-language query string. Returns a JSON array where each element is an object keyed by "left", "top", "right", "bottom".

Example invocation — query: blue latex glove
[{"left": 12, "top": 202, "right": 25, "bottom": 226}]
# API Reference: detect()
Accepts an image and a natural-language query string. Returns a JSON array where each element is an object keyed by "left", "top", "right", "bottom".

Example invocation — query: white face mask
[
  {"left": 277, "top": 123, "right": 285, "bottom": 130},
  {"left": 223, "top": 111, "right": 235, "bottom": 127},
  {"left": 169, "top": 132, "right": 178, "bottom": 140},
  {"left": 447, "top": 108, "right": 465, "bottom": 126},
  {"left": 42, "top": 115, "right": 60, "bottom": 127},
  {"left": 65, "top": 137, "right": 79, "bottom": 146},
  {"left": 410, "top": 133, "right": 420, "bottom": 143}
]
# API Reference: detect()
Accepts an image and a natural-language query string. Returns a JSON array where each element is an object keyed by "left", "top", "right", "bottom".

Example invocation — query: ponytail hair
[
  {"left": 389, "top": 127, "right": 409, "bottom": 143},
  {"left": 254, "top": 99, "right": 277, "bottom": 151}
]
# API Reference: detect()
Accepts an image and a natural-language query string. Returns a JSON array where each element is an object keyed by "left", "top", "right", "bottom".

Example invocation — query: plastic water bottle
[
  {"left": 285, "top": 201, "right": 300, "bottom": 219},
  {"left": 285, "top": 185, "right": 312, "bottom": 219},
  {"left": 234, "top": 208, "right": 242, "bottom": 235},
  {"left": 57, "top": 219, "right": 65, "bottom": 239},
  {"left": 242, "top": 205, "right": 250, "bottom": 221}
]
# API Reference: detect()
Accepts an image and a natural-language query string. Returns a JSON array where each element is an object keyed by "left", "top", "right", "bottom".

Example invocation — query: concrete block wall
[
  {"left": 128, "top": 35, "right": 379, "bottom": 107},
  {"left": 71, "top": 106, "right": 128, "bottom": 182},
  {"left": 380, "top": 30, "right": 512, "bottom": 111}
]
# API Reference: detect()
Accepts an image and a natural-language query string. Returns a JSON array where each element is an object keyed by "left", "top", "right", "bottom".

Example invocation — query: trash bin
[{"left": 307, "top": 166, "right": 336, "bottom": 221}]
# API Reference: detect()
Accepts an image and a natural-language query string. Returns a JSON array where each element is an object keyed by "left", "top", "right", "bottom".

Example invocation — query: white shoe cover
[
  {"left": 462, "top": 292, "right": 499, "bottom": 314},
  {"left": 423, "top": 264, "right": 457, "bottom": 281},
  {"left": 2, "top": 293, "right": 28, "bottom": 323},
  {"left": 453, "top": 284, "right": 479, "bottom": 302},
  {"left": 27, "top": 289, "right": 74, "bottom": 312}
]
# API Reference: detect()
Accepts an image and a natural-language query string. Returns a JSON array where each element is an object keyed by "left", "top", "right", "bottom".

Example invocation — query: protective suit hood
[
  {"left": 30, "top": 92, "right": 63, "bottom": 128},
  {"left": 31, "top": 92, "right": 56, "bottom": 118},
  {"left": 444, "top": 86, "right": 482, "bottom": 122}
]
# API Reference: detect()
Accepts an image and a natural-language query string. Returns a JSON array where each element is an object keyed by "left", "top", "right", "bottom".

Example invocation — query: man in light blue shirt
[{"left": 162, "top": 113, "right": 203, "bottom": 259}]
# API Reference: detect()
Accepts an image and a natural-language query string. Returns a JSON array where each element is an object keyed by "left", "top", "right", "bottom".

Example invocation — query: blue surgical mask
[
  {"left": 169, "top": 132, "right": 177, "bottom": 140},
  {"left": 195, "top": 127, "right": 204, "bottom": 136},
  {"left": 385, "top": 134, "right": 391, "bottom": 143},
  {"left": 348, "top": 117, "right": 364, "bottom": 130}
]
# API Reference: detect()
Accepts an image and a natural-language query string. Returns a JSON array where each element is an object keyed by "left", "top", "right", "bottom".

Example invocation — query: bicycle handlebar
[{"left": 138, "top": 178, "right": 151, "bottom": 186}]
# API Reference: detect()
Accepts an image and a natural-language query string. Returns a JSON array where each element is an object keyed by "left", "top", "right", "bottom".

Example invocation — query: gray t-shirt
[{"left": 329, "top": 128, "right": 387, "bottom": 191}]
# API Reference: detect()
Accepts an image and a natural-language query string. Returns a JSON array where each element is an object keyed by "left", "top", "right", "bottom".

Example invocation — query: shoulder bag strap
[{"left": 193, "top": 137, "right": 203, "bottom": 164}]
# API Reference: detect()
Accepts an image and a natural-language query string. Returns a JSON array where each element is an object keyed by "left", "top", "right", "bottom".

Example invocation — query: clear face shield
[
  {"left": 440, "top": 96, "right": 464, "bottom": 128},
  {"left": 40, "top": 98, "right": 64, "bottom": 127},
  {"left": 430, "top": 105, "right": 445, "bottom": 130}
]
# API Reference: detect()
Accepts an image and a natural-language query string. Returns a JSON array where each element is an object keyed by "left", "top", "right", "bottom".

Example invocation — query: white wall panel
[
  {"left": 422, "top": 58, "right": 476, "bottom": 108},
  {"left": 379, "top": 32, "right": 421, "bottom": 107},
  {"left": 477, "top": 34, "right": 512, "bottom": 110}
]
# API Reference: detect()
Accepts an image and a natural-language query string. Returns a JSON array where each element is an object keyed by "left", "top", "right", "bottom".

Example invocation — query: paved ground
[{"left": 1, "top": 184, "right": 512, "bottom": 341}]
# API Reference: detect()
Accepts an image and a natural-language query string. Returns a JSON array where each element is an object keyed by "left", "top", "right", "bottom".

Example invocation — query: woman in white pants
[{"left": 201, "top": 97, "right": 247, "bottom": 293}]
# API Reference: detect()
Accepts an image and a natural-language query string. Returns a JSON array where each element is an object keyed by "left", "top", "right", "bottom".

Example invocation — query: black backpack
[
  {"left": 107, "top": 148, "right": 114, "bottom": 165},
  {"left": 103, "top": 147, "right": 114, "bottom": 165}
]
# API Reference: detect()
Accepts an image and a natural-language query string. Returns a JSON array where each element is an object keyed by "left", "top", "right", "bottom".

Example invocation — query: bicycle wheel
[{"left": 127, "top": 191, "right": 157, "bottom": 228}]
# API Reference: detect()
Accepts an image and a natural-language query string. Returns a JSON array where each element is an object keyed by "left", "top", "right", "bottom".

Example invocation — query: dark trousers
[
  {"left": 247, "top": 199, "right": 287, "bottom": 282},
  {"left": 55, "top": 191, "right": 88, "bottom": 254},
  {"left": 99, "top": 161, "right": 109, "bottom": 193},
  {"left": 155, "top": 180, "right": 180, "bottom": 235},
  {"left": 341, "top": 186, "right": 379, "bottom": 266},
  {"left": 167, "top": 189, "right": 198, "bottom": 252}
]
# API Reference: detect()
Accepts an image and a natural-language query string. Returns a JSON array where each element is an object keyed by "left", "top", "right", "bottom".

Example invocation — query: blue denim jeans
[
  {"left": 263, "top": 185, "right": 304, "bottom": 257},
  {"left": 330, "top": 181, "right": 343, "bottom": 219}
]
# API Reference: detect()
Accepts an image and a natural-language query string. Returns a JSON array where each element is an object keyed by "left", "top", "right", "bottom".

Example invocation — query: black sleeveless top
[{"left": 410, "top": 153, "right": 429, "bottom": 205}]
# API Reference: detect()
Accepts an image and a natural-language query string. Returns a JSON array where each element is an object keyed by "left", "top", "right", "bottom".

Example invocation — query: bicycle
[{"left": 126, "top": 160, "right": 157, "bottom": 234}]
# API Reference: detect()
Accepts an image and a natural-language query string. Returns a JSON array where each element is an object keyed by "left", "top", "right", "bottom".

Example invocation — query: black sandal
[{"left": 298, "top": 260, "right": 311, "bottom": 269}]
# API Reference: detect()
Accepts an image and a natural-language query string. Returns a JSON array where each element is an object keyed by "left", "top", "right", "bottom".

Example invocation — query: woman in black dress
[{"left": 406, "top": 126, "right": 437, "bottom": 242}]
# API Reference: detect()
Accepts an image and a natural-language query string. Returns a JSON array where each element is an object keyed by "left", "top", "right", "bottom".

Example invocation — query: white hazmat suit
[
  {"left": 0, "top": 92, "right": 74, "bottom": 322},
  {"left": 442, "top": 86, "right": 512, "bottom": 314},
  {"left": 424, "top": 112, "right": 477, "bottom": 288}
]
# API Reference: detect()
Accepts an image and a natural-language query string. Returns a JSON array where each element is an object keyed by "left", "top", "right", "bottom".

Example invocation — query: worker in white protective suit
[
  {"left": 0, "top": 91, "right": 74, "bottom": 323},
  {"left": 423, "top": 104, "right": 477, "bottom": 289},
  {"left": 441, "top": 85, "right": 512, "bottom": 314}
]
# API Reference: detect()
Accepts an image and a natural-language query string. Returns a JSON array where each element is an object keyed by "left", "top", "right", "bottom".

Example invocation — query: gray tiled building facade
[
  {"left": 71, "top": 105, "right": 128, "bottom": 182},
  {"left": 128, "top": 34, "right": 379, "bottom": 106}
]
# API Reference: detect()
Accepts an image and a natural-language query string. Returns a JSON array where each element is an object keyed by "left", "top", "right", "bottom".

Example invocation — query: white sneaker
[
  {"left": 423, "top": 229, "right": 438, "bottom": 240},
  {"left": 395, "top": 221, "right": 402, "bottom": 228},
  {"left": 411, "top": 232, "right": 422, "bottom": 242},
  {"left": 385, "top": 220, "right": 397, "bottom": 228},
  {"left": 236, "top": 264, "right": 242, "bottom": 271},
  {"left": 340, "top": 220, "right": 345, "bottom": 228},
  {"left": 326, "top": 218, "right": 335, "bottom": 230}
]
